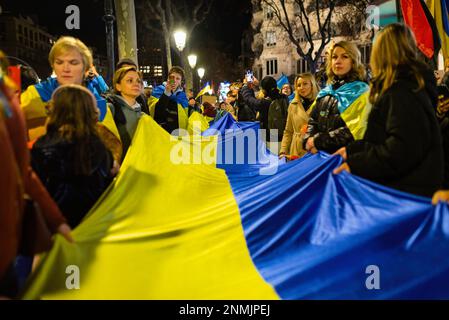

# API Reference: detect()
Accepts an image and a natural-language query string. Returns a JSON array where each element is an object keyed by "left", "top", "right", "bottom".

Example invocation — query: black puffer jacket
[
  {"left": 31, "top": 135, "right": 113, "bottom": 227},
  {"left": 303, "top": 79, "right": 356, "bottom": 154},
  {"left": 347, "top": 65, "right": 443, "bottom": 197}
]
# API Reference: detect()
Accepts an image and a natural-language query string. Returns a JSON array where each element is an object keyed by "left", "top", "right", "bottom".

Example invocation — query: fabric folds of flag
[
  {"left": 425, "top": 0, "right": 449, "bottom": 61},
  {"left": 22, "top": 114, "right": 449, "bottom": 300},
  {"left": 196, "top": 82, "right": 211, "bottom": 100}
]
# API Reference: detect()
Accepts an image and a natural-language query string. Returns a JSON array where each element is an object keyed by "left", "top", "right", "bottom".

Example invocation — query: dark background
[{"left": 0, "top": 0, "right": 252, "bottom": 61}]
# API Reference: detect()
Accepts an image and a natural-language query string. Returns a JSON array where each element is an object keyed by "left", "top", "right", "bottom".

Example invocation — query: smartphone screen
[{"left": 246, "top": 71, "right": 253, "bottom": 82}]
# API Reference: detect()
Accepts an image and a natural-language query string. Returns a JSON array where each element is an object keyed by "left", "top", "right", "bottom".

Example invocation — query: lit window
[{"left": 266, "top": 31, "right": 276, "bottom": 47}]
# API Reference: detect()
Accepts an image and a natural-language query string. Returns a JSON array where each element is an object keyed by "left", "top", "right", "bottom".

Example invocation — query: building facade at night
[
  {"left": 137, "top": 24, "right": 166, "bottom": 87},
  {"left": 0, "top": 14, "right": 55, "bottom": 81},
  {"left": 250, "top": 0, "right": 374, "bottom": 80}
]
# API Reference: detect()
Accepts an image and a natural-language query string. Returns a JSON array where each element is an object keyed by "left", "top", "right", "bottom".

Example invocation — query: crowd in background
[{"left": 1, "top": 23, "right": 449, "bottom": 298}]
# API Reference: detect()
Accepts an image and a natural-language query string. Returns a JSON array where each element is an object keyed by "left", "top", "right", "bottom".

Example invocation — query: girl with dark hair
[{"left": 31, "top": 85, "right": 116, "bottom": 227}]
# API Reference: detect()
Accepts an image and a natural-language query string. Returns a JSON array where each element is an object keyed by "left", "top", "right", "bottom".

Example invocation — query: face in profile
[
  {"left": 53, "top": 48, "right": 85, "bottom": 86},
  {"left": 331, "top": 46, "right": 353, "bottom": 78}
]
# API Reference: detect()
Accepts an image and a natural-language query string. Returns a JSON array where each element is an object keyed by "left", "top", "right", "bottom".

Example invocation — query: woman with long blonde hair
[
  {"left": 280, "top": 73, "right": 319, "bottom": 159},
  {"left": 303, "top": 41, "right": 369, "bottom": 154},
  {"left": 334, "top": 23, "right": 443, "bottom": 197}
]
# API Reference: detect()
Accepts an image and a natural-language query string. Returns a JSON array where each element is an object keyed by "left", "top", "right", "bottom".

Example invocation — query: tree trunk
[
  {"left": 181, "top": 51, "right": 194, "bottom": 93},
  {"left": 308, "top": 56, "right": 317, "bottom": 74},
  {"left": 114, "top": 0, "right": 138, "bottom": 64},
  {"left": 162, "top": 20, "right": 172, "bottom": 71},
  {"left": 104, "top": 0, "right": 115, "bottom": 82}
]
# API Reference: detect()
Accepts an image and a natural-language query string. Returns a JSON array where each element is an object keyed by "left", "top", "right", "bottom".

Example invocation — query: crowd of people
[{"left": 1, "top": 23, "right": 449, "bottom": 298}]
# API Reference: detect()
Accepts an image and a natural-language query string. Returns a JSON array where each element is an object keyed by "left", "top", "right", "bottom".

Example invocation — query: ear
[{"left": 116, "top": 83, "right": 122, "bottom": 93}]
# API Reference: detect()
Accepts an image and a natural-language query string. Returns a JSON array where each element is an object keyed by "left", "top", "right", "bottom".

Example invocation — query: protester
[
  {"left": 115, "top": 58, "right": 150, "bottom": 115},
  {"left": 303, "top": 41, "right": 369, "bottom": 154},
  {"left": 0, "top": 53, "right": 72, "bottom": 298},
  {"left": 21, "top": 36, "right": 108, "bottom": 140},
  {"left": 188, "top": 97, "right": 201, "bottom": 116},
  {"left": 280, "top": 73, "right": 320, "bottom": 159},
  {"left": 31, "top": 85, "right": 116, "bottom": 228},
  {"left": 106, "top": 66, "right": 144, "bottom": 160},
  {"left": 240, "top": 75, "right": 288, "bottom": 143},
  {"left": 150, "top": 66, "right": 189, "bottom": 134},
  {"left": 334, "top": 24, "right": 443, "bottom": 198}
]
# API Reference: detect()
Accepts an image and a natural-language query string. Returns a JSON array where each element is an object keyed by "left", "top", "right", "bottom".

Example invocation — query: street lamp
[
  {"left": 188, "top": 54, "right": 197, "bottom": 93},
  {"left": 188, "top": 54, "right": 197, "bottom": 69},
  {"left": 173, "top": 30, "right": 187, "bottom": 52},
  {"left": 197, "top": 67, "right": 205, "bottom": 103},
  {"left": 197, "top": 67, "right": 205, "bottom": 80}
]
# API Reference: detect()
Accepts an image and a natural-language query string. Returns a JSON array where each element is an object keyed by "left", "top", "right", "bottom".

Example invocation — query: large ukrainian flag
[{"left": 23, "top": 114, "right": 449, "bottom": 299}]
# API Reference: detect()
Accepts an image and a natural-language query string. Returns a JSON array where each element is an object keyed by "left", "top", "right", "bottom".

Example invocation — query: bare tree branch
[{"left": 258, "top": 0, "right": 365, "bottom": 73}]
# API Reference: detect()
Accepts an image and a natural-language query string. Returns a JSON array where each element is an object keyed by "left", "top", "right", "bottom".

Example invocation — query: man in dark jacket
[
  {"left": 153, "top": 66, "right": 188, "bottom": 134},
  {"left": 240, "top": 76, "right": 288, "bottom": 142}
]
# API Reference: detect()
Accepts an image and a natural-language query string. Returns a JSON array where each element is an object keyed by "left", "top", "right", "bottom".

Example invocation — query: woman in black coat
[{"left": 334, "top": 24, "right": 443, "bottom": 198}]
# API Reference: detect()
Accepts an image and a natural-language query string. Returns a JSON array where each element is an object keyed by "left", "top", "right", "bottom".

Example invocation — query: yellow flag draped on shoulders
[
  {"left": 22, "top": 116, "right": 278, "bottom": 300},
  {"left": 148, "top": 97, "right": 188, "bottom": 131},
  {"left": 312, "top": 81, "right": 370, "bottom": 140}
]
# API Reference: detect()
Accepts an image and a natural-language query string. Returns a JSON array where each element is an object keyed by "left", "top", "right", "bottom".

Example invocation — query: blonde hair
[
  {"left": 48, "top": 36, "right": 93, "bottom": 73},
  {"left": 113, "top": 66, "right": 142, "bottom": 94},
  {"left": 369, "top": 23, "right": 425, "bottom": 104},
  {"left": 294, "top": 73, "right": 320, "bottom": 101},
  {"left": 326, "top": 41, "right": 366, "bottom": 83}
]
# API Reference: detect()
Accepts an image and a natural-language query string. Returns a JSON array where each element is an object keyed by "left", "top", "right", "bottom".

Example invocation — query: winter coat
[
  {"left": 304, "top": 79, "right": 368, "bottom": 154},
  {"left": 240, "top": 85, "right": 271, "bottom": 128},
  {"left": 347, "top": 66, "right": 443, "bottom": 197},
  {"left": 107, "top": 94, "right": 142, "bottom": 161},
  {"left": 280, "top": 100, "right": 310, "bottom": 157},
  {"left": 31, "top": 134, "right": 113, "bottom": 227},
  {"left": 0, "top": 87, "right": 66, "bottom": 283}
]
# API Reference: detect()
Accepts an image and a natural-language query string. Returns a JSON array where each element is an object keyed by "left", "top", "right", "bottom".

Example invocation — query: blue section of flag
[
  {"left": 227, "top": 151, "right": 449, "bottom": 299},
  {"left": 277, "top": 74, "right": 290, "bottom": 89},
  {"left": 442, "top": 0, "right": 449, "bottom": 35}
]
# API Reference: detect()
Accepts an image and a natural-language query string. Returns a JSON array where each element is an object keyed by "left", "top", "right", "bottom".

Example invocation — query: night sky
[{"left": 0, "top": 0, "right": 253, "bottom": 61}]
